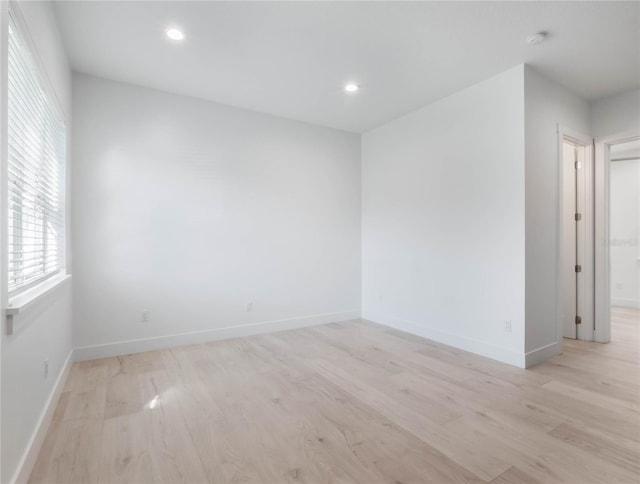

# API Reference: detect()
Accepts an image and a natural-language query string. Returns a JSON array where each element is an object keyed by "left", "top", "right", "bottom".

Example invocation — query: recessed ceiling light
[
  {"left": 166, "top": 28, "right": 185, "bottom": 41},
  {"left": 344, "top": 83, "right": 359, "bottom": 93},
  {"left": 527, "top": 32, "right": 547, "bottom": 45}
]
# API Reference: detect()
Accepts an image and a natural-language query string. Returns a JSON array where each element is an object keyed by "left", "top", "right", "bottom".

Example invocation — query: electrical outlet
[
  {"left": 44, "top": 358, "right": 49, "bottom": 379},
  {"left": 246, "top": 302, "right": 253, "bottom": 312},
  {"left": 141, "top": 310, "right": 150, "bottom": 322},
  {"left": 504, "top": 320, "right": 512, "bottom": 333}
]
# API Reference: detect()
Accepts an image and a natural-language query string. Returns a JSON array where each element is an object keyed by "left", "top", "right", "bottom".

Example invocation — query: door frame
[
  {"left": 594, "top": 130, "right": 640, "bottom": 343},
  {"left": 556, "top": 125, "right": 594, "bottom": 349}
]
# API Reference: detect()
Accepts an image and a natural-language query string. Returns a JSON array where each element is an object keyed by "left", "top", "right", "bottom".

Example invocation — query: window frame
[{"left": 5, "top": 3, "right": 68, "bottom": 300}]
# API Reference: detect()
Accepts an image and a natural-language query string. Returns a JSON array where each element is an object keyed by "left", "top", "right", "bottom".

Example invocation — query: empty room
[{"left": 0, "top": 1, "right": 639, "bottom": 483}]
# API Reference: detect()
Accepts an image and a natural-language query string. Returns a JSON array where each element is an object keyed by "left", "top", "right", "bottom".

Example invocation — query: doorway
[
  {"left": 594, "top": 133, "right": 640, "bottom": 343},
  {"left": 560, "top": 131, "right": 594, "bottom": 341},
  {"left": 608, "top": 139, "right": 639, "bottom": 341}
]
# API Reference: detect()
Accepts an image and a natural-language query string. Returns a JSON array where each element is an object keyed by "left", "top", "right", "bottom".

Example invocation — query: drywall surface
[
  {"left": 591, "top": 89, "right": 640, "bottom": 139},
  {"left": 71, "top": 74, "right": 361, "bottom": 356},
  {"left": 595, "top": 89, "right": 640, "bottom": 309},
  {"left": 1, "top": 2, "right": 73, "bottom": 483},
  {"left": 524, "top": 66, "right": 591, "bottom": 354},
  {"left": 610, "top": 159, "right": 640, "bottom": 308},
  {"left": 362, "top": 65, "right": 526, "bottom": 367}
]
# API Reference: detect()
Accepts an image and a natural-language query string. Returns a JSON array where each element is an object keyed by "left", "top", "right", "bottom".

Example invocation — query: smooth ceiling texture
[{"left": 53, "top": 1, "right": 639, "bottom": 132}]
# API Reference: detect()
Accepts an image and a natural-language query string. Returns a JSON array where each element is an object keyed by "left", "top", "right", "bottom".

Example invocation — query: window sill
[{"left": 6, "top": 273, "right": 71, "bottom": 335}]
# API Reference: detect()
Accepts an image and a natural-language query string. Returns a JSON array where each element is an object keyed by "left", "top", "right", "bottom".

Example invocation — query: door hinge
[
  {"left": 575, "top": 315, "right": 582, "bottom": 325},
  {"left": 575, "top": 213, "right": 582, "bottom": 221},
  {"left": 575, "top": 161, "right": 582, "bottom": 169},
  {"left": 575, "top": 264, "right": 582, "bottom": 273}
]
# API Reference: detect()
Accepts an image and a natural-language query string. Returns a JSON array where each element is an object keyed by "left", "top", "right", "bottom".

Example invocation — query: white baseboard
[
  {"left": 363, "top": 311, "right": 526, "bottom": 368},
  {"left": 525, "top": 341, "right": 559, "bottom": 368},
  {"left": 611, "top": 298, "right": 640, "bottom": 309},
  {"left": 12, "top": 350, "right": 73, "bottom": 484},
  {"left": 74, "top": 311, "right": 360, "bottom": 361}
]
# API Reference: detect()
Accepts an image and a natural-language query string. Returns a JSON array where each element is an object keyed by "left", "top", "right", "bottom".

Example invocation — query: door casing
[
  {"left": 556, "top": 126, "right": 595, "bottom": 350},
  {"left": 594, "top": 131, "right": 640, "bottom": 343}
]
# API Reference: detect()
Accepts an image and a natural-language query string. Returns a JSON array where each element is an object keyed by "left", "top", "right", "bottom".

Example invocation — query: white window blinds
[{"left": 7, "top": 14, "right": 66, "bottom": 294}]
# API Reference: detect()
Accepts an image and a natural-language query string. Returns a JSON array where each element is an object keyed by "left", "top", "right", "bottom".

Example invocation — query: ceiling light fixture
[
  {"left": 344, "top": 83, "right": 359, "bottom": 93},
  {"left": 166, "top": 28, "right": 185, "bottom": 41},
  {"left": 526, "top": 31, "right": 547, "bottom": 45}
]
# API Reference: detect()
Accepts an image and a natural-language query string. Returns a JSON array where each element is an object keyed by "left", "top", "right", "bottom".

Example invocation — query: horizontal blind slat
[{"left": 7, "top": 14, "right": 66, "bottom": 295}]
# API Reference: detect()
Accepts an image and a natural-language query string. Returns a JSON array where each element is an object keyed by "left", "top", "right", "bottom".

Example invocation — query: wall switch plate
[
  {"left": 246, "top": 302, "right": 253, "bottom": 312},
  {"left": 504, "top": 320, "right": 512, "bottom": 333},
  {"left": 141, "top": 310, "right": 150, "bottom": 322}
]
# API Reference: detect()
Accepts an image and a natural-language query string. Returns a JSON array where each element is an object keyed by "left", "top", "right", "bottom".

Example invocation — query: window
[{"left": 7, "top": 13, "right": 66, "bottom": 294}]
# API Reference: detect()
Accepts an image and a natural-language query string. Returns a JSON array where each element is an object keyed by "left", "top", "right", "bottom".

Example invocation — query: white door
[
  {"left": 561, "top": 135, "right": 593, "bottom": 340},
  {"left": 562, "top": 141, "right": 578, "bottom": 338}
]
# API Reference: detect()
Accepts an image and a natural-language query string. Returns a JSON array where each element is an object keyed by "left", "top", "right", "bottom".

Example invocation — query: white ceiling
[{"left": 53, "top": 1, "right": 640, "bottom": 133}]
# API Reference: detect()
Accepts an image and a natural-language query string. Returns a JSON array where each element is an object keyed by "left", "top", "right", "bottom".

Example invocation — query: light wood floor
[{"left": 30, "top": 308, "right": 640, "bottom": 483}]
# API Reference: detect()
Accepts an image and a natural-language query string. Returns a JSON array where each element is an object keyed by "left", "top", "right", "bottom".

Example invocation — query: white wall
[
  {"left": 361, "top": 66, "right": 527, "bottom": 367},
  {"left": 592, "top": 89, "right": 640, "bottom": 309},
  {"left": 610, "top": 159, "right": 640, "bottom": 308},
  {"left": 591, "top": 89, "right": 640, "bottom": 139},
  {"left": 71, "top": 74, "right": 361, "bottom": 358},
  {"left": 523, "top": 66, "right": 591, "bottom": 358},
  {"left": 0, "top": 2, "right": 73, "bottom": 483}
]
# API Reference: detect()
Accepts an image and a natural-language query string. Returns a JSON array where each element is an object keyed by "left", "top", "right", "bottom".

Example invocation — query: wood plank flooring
[{"left": 30, "top": 307, "right": 640, "bottom": 483}]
